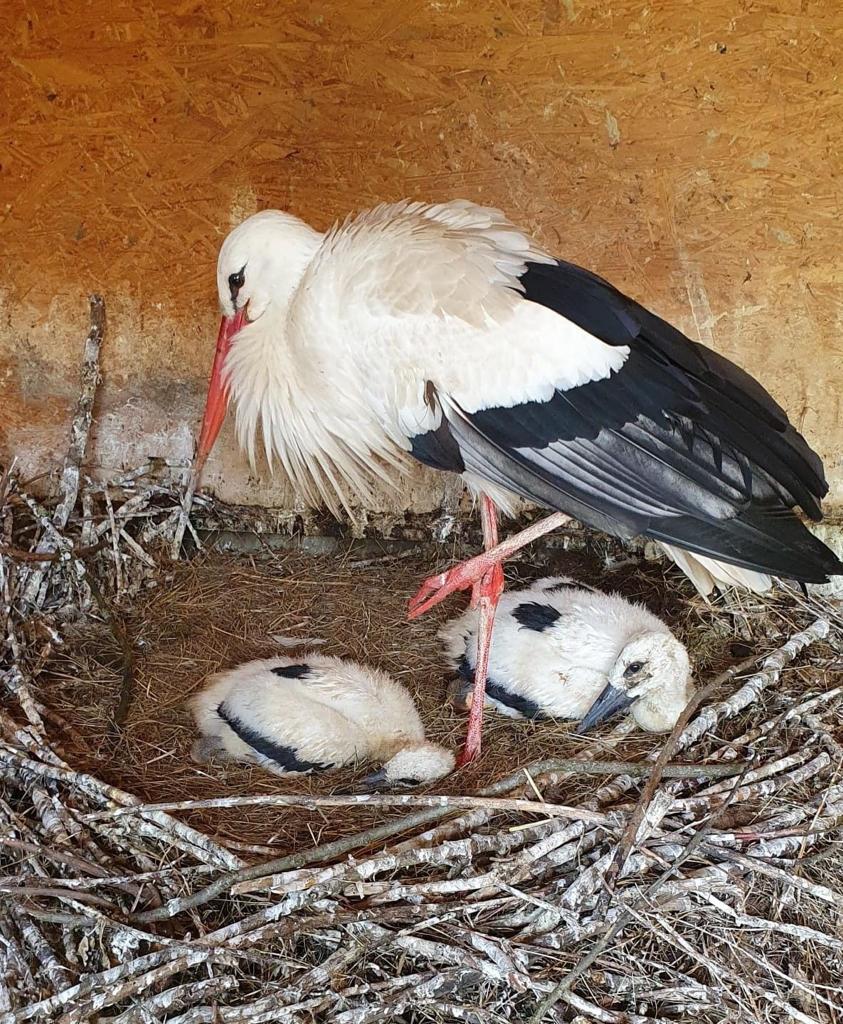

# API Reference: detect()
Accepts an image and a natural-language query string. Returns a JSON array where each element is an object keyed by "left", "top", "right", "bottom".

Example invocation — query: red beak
[{"left": 191, "top": 308, "right": 246, "bottom": 487}]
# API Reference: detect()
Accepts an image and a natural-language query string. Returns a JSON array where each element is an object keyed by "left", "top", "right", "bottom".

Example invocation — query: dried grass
[{"left": 40, "top": 546, "right": 724, "bottom": 854}]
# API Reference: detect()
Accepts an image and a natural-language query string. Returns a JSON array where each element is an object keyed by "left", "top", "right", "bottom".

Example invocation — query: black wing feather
[
  {"left": 216, "top": 703, "right": 333, "bottom": 773},
  {"left": 419, "top": 260, "right": 841, "bottom": 584},
  {"left": 520, "top": 260, "right": 827, "bottom": 513}
]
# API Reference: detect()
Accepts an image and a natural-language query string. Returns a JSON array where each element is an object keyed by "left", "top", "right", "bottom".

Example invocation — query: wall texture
[{"left": 2, "top": 0, "right": 841, "bottom": 514}]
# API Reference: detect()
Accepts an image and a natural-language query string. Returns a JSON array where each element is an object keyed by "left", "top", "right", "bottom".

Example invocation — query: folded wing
[{"left": 430, "top": 260, "right": 839, "bottom": 584}]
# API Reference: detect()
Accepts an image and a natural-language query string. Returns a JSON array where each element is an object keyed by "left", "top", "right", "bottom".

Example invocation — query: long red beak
[{"left": 191, "top": 308, "right": 246, "bottom": 487}]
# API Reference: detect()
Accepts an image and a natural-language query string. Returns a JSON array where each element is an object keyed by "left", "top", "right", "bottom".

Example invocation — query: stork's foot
[
  {"left": 408, "top": 554, "right": 504, "bottom": 619},
  {"left": 446, "top": 676, "right": 473, "bottom": 711},
  {"left": 191, "top": 735, "right": 227, "bottom": 764},
  {"left": 446, "top": 678, "right": 483, "bottom": 765}
]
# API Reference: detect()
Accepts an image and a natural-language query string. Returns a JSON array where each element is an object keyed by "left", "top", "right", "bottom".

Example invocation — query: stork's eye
[
  {"left": 624, "top": 661, "right": 645, "bottom": 677},
  {"left": 228, "top": 267, "right": 246, "bottom": 295}
]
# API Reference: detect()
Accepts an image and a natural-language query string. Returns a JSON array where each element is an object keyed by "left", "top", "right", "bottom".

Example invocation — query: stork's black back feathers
[{"left": 409, "top": 259, "right": 841, "bottom": 585}]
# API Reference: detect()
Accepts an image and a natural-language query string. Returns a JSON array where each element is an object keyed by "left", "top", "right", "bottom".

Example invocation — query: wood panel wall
[{"left": 1, "top": 0, "right": 840, "bottom": 513}]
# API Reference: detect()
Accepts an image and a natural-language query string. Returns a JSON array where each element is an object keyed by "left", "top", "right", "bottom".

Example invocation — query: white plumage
[
  {"left": 439, "top": 578, "right": 693, "bottom": 732},
  {"left": 198, "top": 199, "right": 839, "bottom": 601},
  {"left": 189, "top": 653, "right": 454, "bottom": 786},
  {"left": 216, "top": 202, "right": 626, "bottom": 519}
]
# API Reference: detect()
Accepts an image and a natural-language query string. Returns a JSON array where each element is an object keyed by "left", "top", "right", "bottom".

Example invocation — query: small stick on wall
[{"left": 21, "top": 296, "right": 104, "bottom": 607}]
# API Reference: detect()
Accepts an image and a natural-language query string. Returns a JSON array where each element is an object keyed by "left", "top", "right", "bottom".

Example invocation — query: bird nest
[{"left": 2, "top": 301, "right": 843, "bottom": 1023}]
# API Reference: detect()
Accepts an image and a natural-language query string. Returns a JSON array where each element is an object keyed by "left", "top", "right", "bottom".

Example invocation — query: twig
[
  {"left": 53, "top": 296, "right": 105, "bottom": 528},
  {"left": 676, "top": 619, "right": 830, "bottom": 750},
  {"left": 0, "top": 539, "right": 106, "bottom": 562},
  {"left": 527, "top": 713, "right": 781, "bottom": 1024},
  {"left": 702, "top": 893, "right": 843, "bottom": 950},
  {"left": 598, "top": 674, "right": 722, "bottom": 908},
  {"left": 620, "top": 901, "right": 824, "bottom": 1024},
  {"left": 87, "top": 793, "right": 612, "bottom": 823}
]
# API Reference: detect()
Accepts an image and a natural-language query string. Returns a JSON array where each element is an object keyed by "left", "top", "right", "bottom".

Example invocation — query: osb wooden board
[
  {"left": 1, "top": 0, "right": 842, "bottom": 506},
  {"left": 40, "top": 546, "right": 745, "bottom": 853}
]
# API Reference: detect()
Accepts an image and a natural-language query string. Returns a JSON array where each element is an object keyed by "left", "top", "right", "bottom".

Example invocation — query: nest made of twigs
[{"left": 3, "top": 449, "right": 843, "bottom": 1024}]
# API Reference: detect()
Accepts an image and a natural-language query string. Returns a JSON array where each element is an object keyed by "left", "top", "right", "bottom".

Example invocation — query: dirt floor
[{"left": 40, "top": 541, "right": 786, "bottom": 857}]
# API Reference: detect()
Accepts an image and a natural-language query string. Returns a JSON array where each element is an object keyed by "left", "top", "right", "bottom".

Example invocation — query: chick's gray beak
[
  {"left": 359, "top": 767, "right": 389, "bottom": 792},
  {"left": 577, "top": 684, "right": 635, "bottom": 734}
]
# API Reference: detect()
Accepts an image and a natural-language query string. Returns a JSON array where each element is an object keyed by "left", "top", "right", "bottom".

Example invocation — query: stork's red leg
[
  {"left": 469, "top": 495, "right": 501, "bottom": 608},
  {"left": 408, "top": 510, "right": 571, "bottom": 620},
  {"left": 458, "top": 496, "right": 503, "bottom": 766},
  {"left": 409, "top": 503, "right": 571, "bottom": 763}
]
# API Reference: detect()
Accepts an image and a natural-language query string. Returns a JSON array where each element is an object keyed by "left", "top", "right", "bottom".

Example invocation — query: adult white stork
[{"left": 192, "top": 200, "right": 842, "bottom": 765}]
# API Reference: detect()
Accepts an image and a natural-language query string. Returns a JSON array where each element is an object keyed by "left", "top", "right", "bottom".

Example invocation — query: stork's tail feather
[
  {"left": 649, "top": 505, "right": 843, "bottom": 586},
  {"left": 658, "top": 543, "right": 772, "bottom": 597}
]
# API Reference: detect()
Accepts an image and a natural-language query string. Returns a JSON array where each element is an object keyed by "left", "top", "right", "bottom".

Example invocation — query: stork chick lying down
[
  {"left": 439, "top": 578, "right": 693, "bottom": 732},
  {"left": 189, "top": 654, "right": 454, "bottom": 787}
]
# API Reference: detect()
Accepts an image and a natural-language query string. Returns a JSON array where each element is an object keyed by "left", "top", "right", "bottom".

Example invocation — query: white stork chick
[
  {"left": 439, "top": 578, "right": 693, "bottom": 732},
  {"left": 189, "top": 654, "right": 454, "bottom": 787}
]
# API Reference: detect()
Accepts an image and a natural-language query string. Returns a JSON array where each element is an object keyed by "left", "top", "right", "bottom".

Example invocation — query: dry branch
[
  {"left": 52, "top": 296, "right": 105, "bottom": 530},
  {"left": 87, "top": 792, "right": 612, "bottom": 822}
]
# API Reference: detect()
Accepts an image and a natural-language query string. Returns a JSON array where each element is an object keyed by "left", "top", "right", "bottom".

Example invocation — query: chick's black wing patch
[
  {"left": 456, "top": 656, "right": 547, "bottom": 720},
  {"left": 217, "top": 703, "right": 333, "bottom": 772},
  {"left": 512, "top": 601, "right": 561, "bottom": 632},
  {"left": 271, "top": 664, "right": 312, "bottom": 680}
]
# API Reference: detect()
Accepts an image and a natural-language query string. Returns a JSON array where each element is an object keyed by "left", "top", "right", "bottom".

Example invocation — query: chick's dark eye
[
  {"left": 228, "top": 268, "right": 245, "bottom": 294},
  {"left": 396, "top": 777, "right": 421, "bottom": 786},
  {"left": 624, "top": 661, "right": 645, "bottom": 677}
]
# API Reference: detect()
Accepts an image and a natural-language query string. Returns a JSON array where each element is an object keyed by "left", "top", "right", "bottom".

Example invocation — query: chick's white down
[
  {"left": 439, "top": 578, "right": 693, "bottom": 732},
  {"left": 189, "top": 653, "right": 454, "bottom": 783}
]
